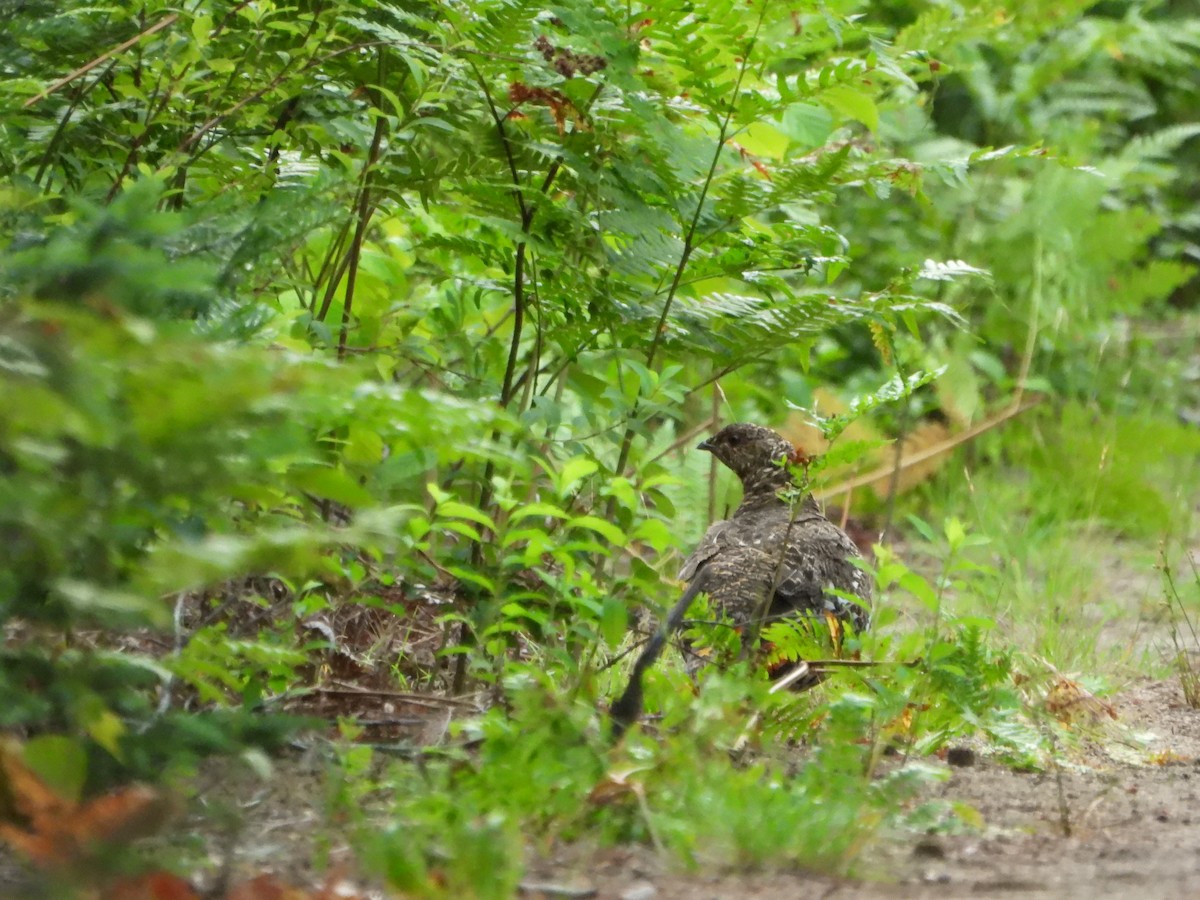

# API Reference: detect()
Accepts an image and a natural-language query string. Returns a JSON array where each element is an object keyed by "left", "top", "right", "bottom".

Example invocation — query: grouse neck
[{"left": 735, "top": 463, "right": 804, "bottom": 511}]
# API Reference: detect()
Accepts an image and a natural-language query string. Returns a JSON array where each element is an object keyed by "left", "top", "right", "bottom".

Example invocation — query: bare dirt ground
[
  {"left": 7, "top": 568, "right": 1200, "bottom": 898},
  {"left": 524, "top": 679, "right": 1200, "bottom": 900},
  {"left": 6, "top": 679, "right": 1198, "bottom": 900},
  {"left": 148, "top": 677, "right": 1200, "bottom": 900}
]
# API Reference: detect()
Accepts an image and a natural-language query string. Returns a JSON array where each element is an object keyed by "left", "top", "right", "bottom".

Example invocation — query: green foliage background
[{"left": 1, "top": 0, "right": 1198, "bottom": 889}]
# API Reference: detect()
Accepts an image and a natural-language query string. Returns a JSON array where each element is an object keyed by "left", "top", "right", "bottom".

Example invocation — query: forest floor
[
  {"left": 524, "top": 677, "right": 1200, "bottom": 900},
  {"left": 144, "top": 624, "right": 1199, "bottom": 900},
  {"left": 182, "top": 677, "right": 1200, "bottom": 900},
  {"left": 8, "top": 548, "right": 1200, "bottom": 898},
  {"left": 532, "top": 535, "right": 1200, "bottom": 899}
]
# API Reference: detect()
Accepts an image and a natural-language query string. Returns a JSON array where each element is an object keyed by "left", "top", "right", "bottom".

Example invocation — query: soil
[
  {"left": 8, "top": 574, "right": 1200, "bottom": 898},
  {"left": 523, "top": 678, "right": 1200, "bottom": 900},
  {"left": 142, "top": 677, "right": 1200, "bottom": 900}
]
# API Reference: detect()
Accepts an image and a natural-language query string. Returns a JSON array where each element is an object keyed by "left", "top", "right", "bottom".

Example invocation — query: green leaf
[
  {"left": 927, "top": 641, "right": 959, "bottom": 662},
  {"left": 632, "top": 518, "right": 673, "bottom": 553},
  {"left": 604, "top": 477, "right": 639, "bottom": 513},
  {"left": 52, "top": 580, "right": 165, "bottom": 624},
  {"left": 447, "top": 566, "right": 496, "bottom": 594},
  {"left": 821, "top": 86, "right": 879, "bottom": 132},
  {"left": 24, "top": 736, "right": 88, "bottom": 805},
  {"left": 905, "top": 515, "right": 939, "bottom": 543},
  {"left": 943, "top": 517, "right": 967, "bottom": 551},
  {"left": 779, "top": 103, "right": 834, "bottom": 149},
  {"left": 952, "top": 802, "right": 986, "bottom": 830},
  {"left": 408, "top": 516, "right": 432, "bottom": 540},
  {"left": 344, "top": 424, "right": 385, "bottom": 465},
  {"left": 291, "top": 467, "right": 374, "bottom": 508},
  {"left": 510, "top": 503, "right": 569, "bottom": 522},
  {"left": 557, "top": 457, "right": 599, "bottom": 496},
  {"left": 567, "top": 515, "right": 627, "bottom": 546},
  {"left": 738, "top": 121, "right": 791, "bottom": 159},
  {"left": 437, "top": 500, "right": 497, "bottom": 532},
  {"left": 190, "top": 14, "right": 213, "bottom": 47},
  {"left": 85, "top": 708, "right": 127, "bottom": 760},
  {"left": 599, "top": 597, "right": 628, "bottom": 647},
  {"left": 899, "top": 570, "right": 939, "bottom": 612},
  {"left": 917, "top": 259, "right": 990, "bottom": 282}
]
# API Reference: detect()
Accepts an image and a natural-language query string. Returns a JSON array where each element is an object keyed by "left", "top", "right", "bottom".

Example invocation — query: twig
[
  {"left": 838, "top": 484, "right": 853, "bottom": 531},
  {"left": 814, "top": 397, "right": 1041, "bottom": 503},
  {"left": 805, "top": 658, "right": 893, "bottom": 669},
  {"left": 23, "top": 14, "right": 180, "bottom": 108},
  {"left": 153, "top": 593, "right": 189, "bottom": 718},
  {"left": 316, "top": 684, "right": 483, "bottom": 710},
  {"left": 648, "top": 414, "right": 721, "bottom": 466},
  {"left": 1047, "top": 727, "right": 1073, "bottom": 837},
  {"left": 1013, "top": 234, "right": 1043, "bottom": 410},
  {"left": 881, "top": 349, "right": 912, "bottom": 542},
  {"left": 708, "top": 384, "right": 722, "bottom": 523},
  {"left": 610, "top": 579, "right": 707, "bottom": 737},
  {"left": 768, "top": 660, "right": 816, "bottom": 693},
  {"left": 745, "top": 466, "right": 813, "bottom": 653},
  {"left": 517, "top": 882, "right": 598, "bottom": 899},
  {"left": 612, "top": 9, "right": 768, "bottom": 479},
  {"left": 595, "top": 638, "right": 651, "bottom": 673},
  {"left": 337, "top": 71, "right": 390, "bottom": 359},
  {"left": 732, "top": 660, "right": 812, "bottom": 754}
]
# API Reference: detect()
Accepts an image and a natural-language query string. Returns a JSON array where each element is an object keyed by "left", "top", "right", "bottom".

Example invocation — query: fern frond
[
  {"left": 1117, "top": 123, "right": 1200, "bottom": 166},
  {"left": 666, "top": 291, "right": 871, "bottom": 360},
  {"left": 917, "top": 259, "right": 991, "bottom": 282}
]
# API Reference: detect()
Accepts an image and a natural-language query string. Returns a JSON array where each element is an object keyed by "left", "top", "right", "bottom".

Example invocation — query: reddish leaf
[{"left": 104, "top": 871, "right": 200, "bottom": 900}]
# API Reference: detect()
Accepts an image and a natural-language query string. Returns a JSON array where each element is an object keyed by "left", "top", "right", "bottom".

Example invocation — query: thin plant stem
[
  {"left": 612, "top": 2, "right": 771, "bottom": 480},
  {"left": 338, "top": 93, "right": 389, "bottom": 360}
]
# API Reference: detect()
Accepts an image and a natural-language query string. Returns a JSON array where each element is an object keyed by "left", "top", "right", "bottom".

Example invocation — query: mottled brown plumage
[
  {"left": 684, "top": 422, "right": 871, "bottom": 639},
  {"left": 610, "top": 423, "right": 871, "bottom": 737}
]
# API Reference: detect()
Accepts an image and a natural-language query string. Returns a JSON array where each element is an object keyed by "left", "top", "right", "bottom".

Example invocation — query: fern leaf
[{"left": 917, "top": 259, "right": 990, "bottom": 282}]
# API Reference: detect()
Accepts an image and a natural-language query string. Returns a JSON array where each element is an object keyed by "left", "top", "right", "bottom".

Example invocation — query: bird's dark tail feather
[{"left": 610, "top": 578, "right": 705, "bottom": 740}]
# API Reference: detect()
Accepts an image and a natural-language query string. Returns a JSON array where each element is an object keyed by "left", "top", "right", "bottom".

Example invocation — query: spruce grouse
[{"left": 610, "top": 422, "right": 872, "bottom": 735}]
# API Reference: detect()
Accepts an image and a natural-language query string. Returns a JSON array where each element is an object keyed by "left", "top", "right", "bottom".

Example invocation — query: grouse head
[{"left": 697, "top": 422, "right": 798, "bottom": 500}]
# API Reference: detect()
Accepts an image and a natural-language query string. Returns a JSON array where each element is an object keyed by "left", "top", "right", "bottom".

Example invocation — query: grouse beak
[{"left": 696, "top": 438, "right": 715, "bottom": 453}]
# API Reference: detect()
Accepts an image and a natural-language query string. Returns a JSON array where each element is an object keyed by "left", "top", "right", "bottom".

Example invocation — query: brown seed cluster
[
  {"left": 508, "top": 81, "right": 587, "bottom": 133},
  {"left": 533, "top": 35, "right": 607, "bottom": 78}
]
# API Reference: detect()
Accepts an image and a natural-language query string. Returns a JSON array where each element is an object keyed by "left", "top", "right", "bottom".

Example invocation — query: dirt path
[
  {"left": 874, "top": 679, "right": 1200, "bottom": 899},
  {"left": 6, "top": 681, "right": 1197, "bottom": 899},
  {"left": 528, "top": 680, "right": 1200, "bottom": 900}
]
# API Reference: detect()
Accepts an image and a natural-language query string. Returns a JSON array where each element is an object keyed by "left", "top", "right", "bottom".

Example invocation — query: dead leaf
[
  {"left": 227, "top": 874, "right": 308, "bottom": 900},
  {"left": 0, "top": 740, "right": 175, "bottom": 869},
  {"left": 1044, "top": 677, "right": 1118, "bottom": 724},
  {"left": 1148, "top": 749, "right": 1189, "bottom": 766},
  {"left": 587, "top": 767, "right": 647, "bottom": 806},
  {"left": 104, "top": 871, "right": 200, "bottom": 900}
]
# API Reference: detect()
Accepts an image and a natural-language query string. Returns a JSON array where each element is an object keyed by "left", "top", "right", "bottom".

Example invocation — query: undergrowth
[
  {"left": 324, "top": 534, "right": 1099, "bottom": 896},
  {"left": 905, "top": 403, "right": 1200, "bottom": 673},
  {"left": 1161, "top": 547, "right": 1200, "bottom": 709},
  {"left": 2, "top": 0, "right": 1198, "bottom": 895}
]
